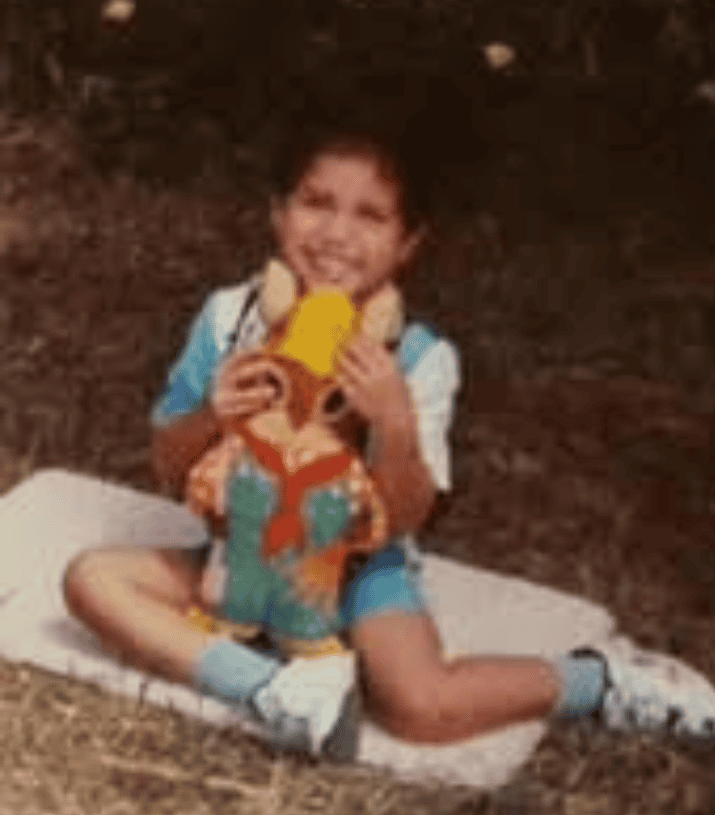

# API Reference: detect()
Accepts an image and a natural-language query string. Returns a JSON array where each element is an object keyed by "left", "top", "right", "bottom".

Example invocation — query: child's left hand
[{"left": 335, "top": 333, "right": 411, "bottom": 427}]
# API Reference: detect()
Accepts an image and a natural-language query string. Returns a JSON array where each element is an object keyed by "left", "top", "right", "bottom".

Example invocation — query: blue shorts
[{"left": 339, "top": 541, "right": 428, "bottom": 628}]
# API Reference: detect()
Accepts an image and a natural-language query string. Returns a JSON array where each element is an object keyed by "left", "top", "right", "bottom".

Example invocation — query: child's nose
[{"left": 323, "top": 211, "right": 353, "bottom": 242}]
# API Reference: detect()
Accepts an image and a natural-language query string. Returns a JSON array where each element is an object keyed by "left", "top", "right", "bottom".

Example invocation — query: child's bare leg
[
  {"left": 63, "top": 545, "right": 217, "bottom": 684},
  {"left": 63, "top": 543, "right": 361, "bottom": 760},
  {"left": 350, "top": 612, "right": 563, "bottom": 743}
]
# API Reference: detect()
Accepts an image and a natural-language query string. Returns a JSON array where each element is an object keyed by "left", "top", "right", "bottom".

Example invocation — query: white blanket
[{"left": 0, "top": 469, "right": 616, "bottom": 789}]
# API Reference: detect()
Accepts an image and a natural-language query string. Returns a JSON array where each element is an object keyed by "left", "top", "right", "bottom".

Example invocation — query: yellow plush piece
[
  {"left": 259, "top": 258, "right": 404, "bottom": 347},
  {"left": 275, "top": 288, "right": 358, "bottom": 377}
]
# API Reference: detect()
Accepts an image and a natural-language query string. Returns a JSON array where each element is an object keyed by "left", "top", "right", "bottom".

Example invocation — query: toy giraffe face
[
  {"left": 224, "top": 288, "right": 360, "bottom": 444},
  {"left": 220, "top": 261, "right": 404, "bottom": 465}
]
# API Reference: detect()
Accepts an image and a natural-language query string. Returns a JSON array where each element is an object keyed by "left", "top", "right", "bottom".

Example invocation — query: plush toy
[{"left": 185, "top": 259, "right": 403, "bottom": 658}]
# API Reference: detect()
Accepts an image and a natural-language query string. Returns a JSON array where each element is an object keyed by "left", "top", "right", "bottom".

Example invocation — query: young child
[{"left": 64, "top": 124, "right": 715, "bottom": 763}]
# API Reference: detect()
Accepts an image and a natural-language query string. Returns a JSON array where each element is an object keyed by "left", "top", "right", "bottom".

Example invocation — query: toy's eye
[
  {"left": 314, "top": 384, "right": 348, "bottom": 425},
  {"left": 323, "top": 388, "right": 346, "bottom": 416}
]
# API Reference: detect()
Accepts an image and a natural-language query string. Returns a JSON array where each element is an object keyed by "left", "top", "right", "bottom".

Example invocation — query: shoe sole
[
  {"left": 264, "top": 686, "right": 361, "bottom": 764},
  {"left": 320, "top": 686, "right": 361, "bottom": 763}
]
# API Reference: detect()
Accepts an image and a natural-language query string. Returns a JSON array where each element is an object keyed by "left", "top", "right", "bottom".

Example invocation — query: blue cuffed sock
[
  {"left": 193, "top": 639, "right": 283, "bottom": 705},
  {"left": 549, "top": 649, "right": 609, "bottom": 719}
]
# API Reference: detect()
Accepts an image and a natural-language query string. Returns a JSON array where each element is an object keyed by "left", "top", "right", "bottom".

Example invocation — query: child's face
[{"left": 272, "top": 151, "right": 421, "bottom": 303}]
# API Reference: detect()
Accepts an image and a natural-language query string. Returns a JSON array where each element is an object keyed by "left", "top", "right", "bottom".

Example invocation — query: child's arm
[
  {"left": 151, "top": 407, "right": 221, "bottom": 499},
  {"left": 151, "top": 361, "right": 278, "bottom": 500},
  {"left": 150, "top": 291, "right": 223, "bottom": 499},
  {"left": 370, "top": 403, "right": 437, "bottom": 535},
  {"left": 149, "top": 287, "right": 276, "bottom": 499},
  {"left": 336, "top": 333, "right": 439, "bottom": 534}
]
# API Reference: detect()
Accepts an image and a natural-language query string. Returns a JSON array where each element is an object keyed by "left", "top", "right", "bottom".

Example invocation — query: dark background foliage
[{"left": 7, "top": 0, "right": 715, "bottom": 221}]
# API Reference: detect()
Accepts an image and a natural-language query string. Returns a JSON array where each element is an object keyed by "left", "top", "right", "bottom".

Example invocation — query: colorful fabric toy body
[{"left": 186, "top": 260, "right": 403, "bottom": 656}]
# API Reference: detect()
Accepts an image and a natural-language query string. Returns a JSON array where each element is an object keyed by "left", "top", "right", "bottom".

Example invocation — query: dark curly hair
[
  {"left": 270, "top": 67, "right": 496, "bottom": 235},
  {"left": 271, "top": 126, "right": 430, "bottom": 234}
]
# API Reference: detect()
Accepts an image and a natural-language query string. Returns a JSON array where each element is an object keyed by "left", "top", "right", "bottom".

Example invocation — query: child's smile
[{"left": 272, "top": 153, "right": 421, "bottom": 303}]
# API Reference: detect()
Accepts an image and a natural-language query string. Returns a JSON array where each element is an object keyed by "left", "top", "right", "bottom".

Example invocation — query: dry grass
[
  {"left": 0, "top": 656, "right": 485, "bottom": 815},
  {"left": 3, "top": 110, "right": 715, "bottom": 814}
]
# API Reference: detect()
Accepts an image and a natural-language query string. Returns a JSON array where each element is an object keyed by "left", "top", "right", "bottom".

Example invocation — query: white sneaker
[
  {"left": 581, "top": 637, "right": 715, "bottom": 744},
  {"left": 250, "top": 652, "right": 360, "bottom": 762}
]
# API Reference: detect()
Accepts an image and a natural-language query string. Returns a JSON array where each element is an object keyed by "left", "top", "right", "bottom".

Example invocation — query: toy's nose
[{"left": 285, "top": 382, "right": 316, "bottom": 431}]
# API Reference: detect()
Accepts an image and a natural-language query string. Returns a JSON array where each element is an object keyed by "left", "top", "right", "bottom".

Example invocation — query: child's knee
[
  {"left": 363, "top": 661, "right": 447, "bottom": 739},
  {"left": 62, "top": 549, "right": 98, "bottom": 615},
  {"left": 62, "top": 546, "right": 135, "bottom": 614}
]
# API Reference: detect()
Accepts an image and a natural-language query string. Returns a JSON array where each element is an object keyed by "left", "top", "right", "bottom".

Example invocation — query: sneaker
[
  {"left": 576, "top": 636, "right": 715, "bottom": 745},
  {"left": 249, "top": 652, "right": 360, "bottom": 763}
]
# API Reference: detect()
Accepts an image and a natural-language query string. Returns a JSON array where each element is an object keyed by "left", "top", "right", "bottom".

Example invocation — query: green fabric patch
[
  {"left": 221, "top": 464, "right": 345, "bottom": 640},
  {"left": 308, "top": 488, "right": 351, "bottom": 549}
]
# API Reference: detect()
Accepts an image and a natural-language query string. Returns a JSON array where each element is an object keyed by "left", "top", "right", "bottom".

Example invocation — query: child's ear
[
  {"left": 360, "top": 284, "right": 404, "bottom": 344},
  {"left": 259, "top": 258, "right": 297, "bottom": 325}
]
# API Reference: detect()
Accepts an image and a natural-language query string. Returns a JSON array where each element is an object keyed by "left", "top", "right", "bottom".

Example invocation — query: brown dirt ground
[{"left": 3, "top": 108, "right": 715, "bottom": 814}]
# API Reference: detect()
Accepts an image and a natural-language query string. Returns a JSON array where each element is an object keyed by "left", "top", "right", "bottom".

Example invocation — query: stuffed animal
[{"left": 185, "top": 259, "right": 403, "bottom": 658}]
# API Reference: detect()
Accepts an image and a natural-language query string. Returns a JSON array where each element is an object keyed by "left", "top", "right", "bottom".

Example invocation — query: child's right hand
[{"left": 211, "top": 356, "right": 280, "bottom": 421}]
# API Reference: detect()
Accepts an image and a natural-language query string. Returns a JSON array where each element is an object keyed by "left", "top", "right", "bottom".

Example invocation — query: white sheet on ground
[{"left": 0, "top": 469, "right": 616, "bottom": 789}]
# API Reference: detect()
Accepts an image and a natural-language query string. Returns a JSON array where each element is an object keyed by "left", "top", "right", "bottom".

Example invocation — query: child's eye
[
  {"left": 301, "top": 193, "right": 331, "bottom": 209},
  {"left": 358, "top": 206, "right": 388, "bottom": 223}
]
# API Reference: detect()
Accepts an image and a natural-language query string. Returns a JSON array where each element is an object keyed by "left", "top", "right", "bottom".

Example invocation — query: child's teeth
[{"left": 319, "top": 257, "right": 347, "bottom": 275}]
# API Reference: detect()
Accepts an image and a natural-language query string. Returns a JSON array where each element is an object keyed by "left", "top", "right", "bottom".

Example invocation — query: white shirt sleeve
[{"left": 404, "top": 339, "right": 461, "bottom": 492}]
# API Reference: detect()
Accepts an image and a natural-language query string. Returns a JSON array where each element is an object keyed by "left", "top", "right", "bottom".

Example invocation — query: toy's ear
[
  {"left": 259, "top": 258, "right": 298, "bottom": 325},
  {"left": 360, "top": 284, "right": 404, "bottom": 344}
]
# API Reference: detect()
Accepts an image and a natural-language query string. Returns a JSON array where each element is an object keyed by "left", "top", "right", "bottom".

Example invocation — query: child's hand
[
  {"left": 335, "top": 333, "right": 412, "bottom": 426},
  {"left": 212, "top": 357, "right": 281, "bottom": 421}
]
